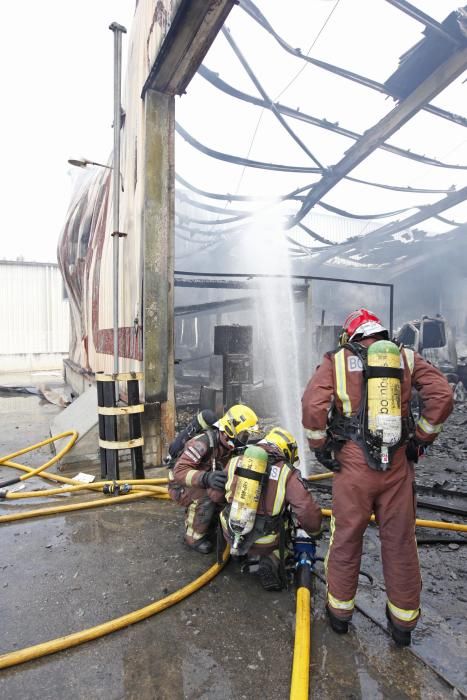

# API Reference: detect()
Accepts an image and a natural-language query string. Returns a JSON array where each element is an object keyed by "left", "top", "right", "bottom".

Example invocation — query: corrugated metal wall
[{"left": 0, "top": 261, "right": 69, "bottom": 371}]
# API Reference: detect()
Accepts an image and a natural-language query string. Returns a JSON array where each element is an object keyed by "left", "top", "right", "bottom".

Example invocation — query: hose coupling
[
  {"left": 0, "top": 489, "right": 7, "bottom": 499},
  {"left": 103, "top": 481, "right": 131, "bottom": 496}
]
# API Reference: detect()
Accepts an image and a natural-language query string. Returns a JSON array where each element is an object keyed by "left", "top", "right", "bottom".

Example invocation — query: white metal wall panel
[
  {"left": 57, "top": 0, "right": 183, "bottom": 377},
  {"left": 0, "top": 262, "right": 69, "bottom": 356}
]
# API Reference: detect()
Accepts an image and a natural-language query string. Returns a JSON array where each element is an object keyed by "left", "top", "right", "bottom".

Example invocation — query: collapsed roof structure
[
  {"left": 58, "top": 0, "right": 467, "bottom": 463},
  {"left": 174, "top": 0, "right": 467, "bottom": 327}
]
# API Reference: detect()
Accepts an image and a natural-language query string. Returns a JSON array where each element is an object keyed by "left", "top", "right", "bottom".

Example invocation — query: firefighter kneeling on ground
[
  {"left": 168, "top": 404, "right": 259, "bottom": 554},
  {"left": 217, "top": 427, "right": 322, "bottom": 591},
  {"left": 302, "top": 308, "right": 454, "bottom": 646}
]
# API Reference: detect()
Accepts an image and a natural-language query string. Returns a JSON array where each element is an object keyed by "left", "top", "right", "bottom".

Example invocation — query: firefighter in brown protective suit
[
  {"left": 218, "top": 427, "right": 322, "bottom": 591},
  {"left": 168, "top": 404, "right": 259, "bottom": 554},
  {"left": 301, "top": 308, "right": 454, "bottom": 646}
]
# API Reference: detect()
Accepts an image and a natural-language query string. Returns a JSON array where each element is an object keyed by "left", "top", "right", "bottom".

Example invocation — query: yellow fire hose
[
  {"left": 305, "top": 472, "right": 334, "bottom": 482},
  {"left": 3, "top": 479, "right": 168, "bottom": 499},
  {"left": 320, "top": 508, "right": 467, "bottom": 533},
  {"left": 0, "top": 434, "right": 170, "bottom": 521},
  {"left": 0, "top": 490, "right": 169, "bottom": 523},
  {"left": 0, "top": 545, "right": 230, "bottom": 670},
  {"left": 290, "top": 586, "right": 311, "bottom": 700},
  {"left": 0, "top": 431, "right": 78, "bottom": 483},
  {"left": 1, "top": 456, "right": 168, "bottom": 489},
  {"left": 1, "top": 434, "right": 466, "bottom": 687},
  {"left": 0, "top": 435, "right": 230, "bottom": 671},
  {"left": 306, "top": 473, "right": 467, "bottom": 532}
]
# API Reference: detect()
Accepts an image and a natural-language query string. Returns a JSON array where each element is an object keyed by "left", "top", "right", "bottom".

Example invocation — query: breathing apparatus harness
[
  {"left": 223, "top": 448, "right": 288, "bottom": 559},
  {"left": 328, "top": 341, "right": 414, "bottom": 471},
  {"left": 164, "top": 409, "right": 218, "bottom": 468}
]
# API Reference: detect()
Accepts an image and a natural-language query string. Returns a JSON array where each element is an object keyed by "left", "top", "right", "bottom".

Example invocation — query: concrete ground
[{"left": 0, "top": 372, "right": 464, "bottom": 699}]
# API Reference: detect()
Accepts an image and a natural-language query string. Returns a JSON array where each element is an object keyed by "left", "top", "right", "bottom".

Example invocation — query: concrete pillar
[{"left": 142, "top": 88, "right": 175, "bottom": 466}]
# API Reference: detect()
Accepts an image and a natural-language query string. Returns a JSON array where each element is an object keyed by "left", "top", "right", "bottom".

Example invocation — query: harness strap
[
  {"left": 206, "top": 429, "right": 218, "bottom": 471},
  {"left": 234, "top": 465, "right": 269, "bottom": 486},
  {"left": 366, "top": 366, "right": 403, "bottom": 380},
  {"left": 278, "top": 517, "right": 287, "bottom": 590},
  {"left": 330, "top": 341, "right": 411, "bottom": 471}
]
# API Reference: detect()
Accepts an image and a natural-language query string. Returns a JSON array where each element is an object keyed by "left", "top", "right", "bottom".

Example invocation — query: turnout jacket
[
  {"left": 302, "top": 339, "right": 454, "bottom": 451},
  {"left": 222, "top": 442, "right": 322, "bottom": 537},
  {"left": 171, "top": 429, "right": 234, "bottom": 489}
]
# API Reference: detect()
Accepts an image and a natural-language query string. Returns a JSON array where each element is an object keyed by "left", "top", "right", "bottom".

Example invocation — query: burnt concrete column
[{"left": 142, "top": 88, "right": 175, "bottom": 466}]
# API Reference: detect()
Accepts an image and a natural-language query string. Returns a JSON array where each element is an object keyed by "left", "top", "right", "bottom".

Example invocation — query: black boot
[
  {"left": 184, "top": 536, "right": 213, "bottom": 554},
  {"left": 258, "top": 556, "right": 284, "bottom": 591},
  {"left": 386, "top": 605, "right": 412, "bottom": 647},
  {"left": 325, "top": 604, "right": 349, "bottom": 634}
]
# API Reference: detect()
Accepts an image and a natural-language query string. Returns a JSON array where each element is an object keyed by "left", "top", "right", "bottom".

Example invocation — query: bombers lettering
[
  {"left": 379, "top": 379, "right": 389, "bottom": 413},
  {"left": 347, "top": 356, "right": 364, "bottom": 372}
]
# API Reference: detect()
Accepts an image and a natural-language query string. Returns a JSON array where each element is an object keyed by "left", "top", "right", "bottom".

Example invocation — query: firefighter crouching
[
  {"left": 219, "top": 427, "right": 322, "bottom": 591},
  {"left": 301, "top": 308, "right": 454, "bottom": 646},
  {"left": 168, "top": 404, "right": 259, "bottom": 554}
]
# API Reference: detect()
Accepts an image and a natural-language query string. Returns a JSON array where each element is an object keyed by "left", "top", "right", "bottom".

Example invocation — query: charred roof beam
[
  {"left": 142, "top": 0, "right": 237, "bottom": 95},
  {"left": 361, "top": 185, "right": 467, "bottom": 241},
  {"left": 310, "top": 185, "right": 467, "bottom": 266},
  {"left": 221, "top": 26, "right": 324, "bottom": 169},
  {"left": 176, "top": 170, "right": 458, "bottom": 199},
  {"left": 385, "top": 0, "right": 463, "bottom": 46},
  {"left": 176, "top": 122, "right": 322, "bottom": 174},
  {"left": 198, "top": 65, "right": 467, "bottom": 170},
  {"left": 290, "top": 45, "right": 467, "bottom": 226},
  {"left": 239, "top": 0, "right": 467, "bottom": 129}
]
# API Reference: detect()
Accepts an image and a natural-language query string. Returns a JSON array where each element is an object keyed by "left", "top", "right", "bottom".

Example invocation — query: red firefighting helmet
[{"left": 339, "top": 308, "right": 388, "bottom": 345}]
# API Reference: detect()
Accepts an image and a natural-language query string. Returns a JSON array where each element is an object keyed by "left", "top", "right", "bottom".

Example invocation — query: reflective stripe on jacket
[
  {"left": 302, "top": 341, "right": 453, "bottom": 449},
  {"left": 223, "top": 443, "right": 322, "bottom": 535},
  {"left": 173, "top": 431, "right": 233, "bottom": 488}
]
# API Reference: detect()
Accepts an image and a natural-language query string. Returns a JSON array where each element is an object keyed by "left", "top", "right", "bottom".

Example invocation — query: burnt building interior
[
  {"left": 172, "top": 0, "right": 467, "bottom": 441},
  {"left": 5, "top": 2, "right": 466, "bottom": 697}
]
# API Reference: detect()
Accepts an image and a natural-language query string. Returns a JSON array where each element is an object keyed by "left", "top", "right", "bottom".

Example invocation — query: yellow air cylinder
[
  {"left": 367, "top": 340, "right": 402, "bottom": 467},
  {"left": 228, "top": 445, "right": 268, "bottom": 554}
]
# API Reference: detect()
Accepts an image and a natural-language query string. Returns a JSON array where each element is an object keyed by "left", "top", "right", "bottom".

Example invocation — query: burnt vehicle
[{"left": 396, "top": 315, "right": 466, "bottom": 407}]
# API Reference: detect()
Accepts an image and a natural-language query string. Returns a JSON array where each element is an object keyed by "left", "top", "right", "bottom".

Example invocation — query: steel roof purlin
[{"left": 289, "top": 45, "right": 467, "bottom": 227}]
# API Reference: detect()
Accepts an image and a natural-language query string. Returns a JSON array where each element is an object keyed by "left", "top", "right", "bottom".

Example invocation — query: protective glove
[
  {"left": 201, "top": 470, "right": 228, "bottom": 491},
  {"left": 406, "top": 438, "right": 429, "bottom": 464},
  {"left": 314, "top": 448, "right": 340, "bottom": 472}
]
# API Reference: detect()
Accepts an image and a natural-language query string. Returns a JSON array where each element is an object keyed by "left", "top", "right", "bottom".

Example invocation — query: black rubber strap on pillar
[
  {"left": 103, "top": 380, "right": 119, "bottom": 480},
  {"left": 127, "top": 379, "right": 144, "bottom": 479},
  {"left": 96, "top": 375, "right": 108, "bottom": 479}
]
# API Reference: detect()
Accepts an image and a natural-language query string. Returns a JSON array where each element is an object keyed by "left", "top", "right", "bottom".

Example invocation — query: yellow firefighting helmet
[
  {"left": 217, "top": 404, "right": 259, "bottom": 442},
  {"left": 264, "top": 427, "right": 299, "bottom": 465}
]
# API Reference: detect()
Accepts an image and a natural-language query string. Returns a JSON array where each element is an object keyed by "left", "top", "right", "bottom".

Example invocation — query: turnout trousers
[
  {"left": 326, "top": 442, "right": 422, "bottom": 630},
  {"left": 168, "top": 483, "right": 218, "bottom": 545}
]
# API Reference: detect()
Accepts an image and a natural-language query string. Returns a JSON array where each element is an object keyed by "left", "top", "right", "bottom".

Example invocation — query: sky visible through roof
[
  {"left": 175, "top": 0, "right": 467, "bottom": 254},
  {"left": 1, "top": 0, "right": 466, "bottom": 262}
]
